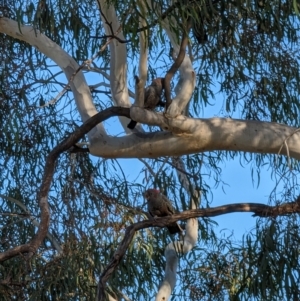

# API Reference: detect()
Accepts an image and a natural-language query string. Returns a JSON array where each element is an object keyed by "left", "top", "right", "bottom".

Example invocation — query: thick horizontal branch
[
  {"left": 90, "top": 114, "right": 300, "bottom": 160},
  {"left": 97, "top": 199, "right": 300, "bottom": 300}
]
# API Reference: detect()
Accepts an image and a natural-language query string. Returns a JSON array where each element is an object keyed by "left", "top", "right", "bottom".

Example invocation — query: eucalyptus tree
[{"left": 0, "top": 0, "right": 300, "bottom": 300}]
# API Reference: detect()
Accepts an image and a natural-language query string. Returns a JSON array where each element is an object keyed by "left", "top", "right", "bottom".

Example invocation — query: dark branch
[
  {"left": 95, "top": 1, "right": 130, "bottom": 43},
  {"left": 97, "top": 199, "right": 300, "bottom": 300},
  {"left": 69, "top": 145, "right": 90, "bottom": 153},
  {"left": 135, "top": 1, "right": 182, "bottom": 33},
  {"left": 90, "top": 35, "right": 130, "bottom": 44},
  {"left": 0, "top": 107, "right": 130, "bottom": 262}
]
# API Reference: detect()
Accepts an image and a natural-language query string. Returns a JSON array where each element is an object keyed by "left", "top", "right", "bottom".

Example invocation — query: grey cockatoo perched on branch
[
  {"left": 144, "top": 189, "right": 183, "bottom": 234},
  {"left": 127, "top": 78, "right": 165, "bottom": 129}
]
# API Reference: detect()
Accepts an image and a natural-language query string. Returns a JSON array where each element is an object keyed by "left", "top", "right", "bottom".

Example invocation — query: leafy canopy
[{"left": 0, "top": 0, "right": 300, "bottom": 300}]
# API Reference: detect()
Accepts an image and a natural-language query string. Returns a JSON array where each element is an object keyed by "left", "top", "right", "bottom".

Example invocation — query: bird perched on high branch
[
  {"left": 144, "top": 188, "right": 183, "bottom": 234},
  {"left": 127, "top": 78, "right": 165, "bottom": 129},
  {"left": 35, "top": 0, "right": 49, "bottom": 30}
]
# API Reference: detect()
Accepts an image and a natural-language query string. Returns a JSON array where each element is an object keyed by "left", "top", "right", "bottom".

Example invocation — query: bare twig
[
  {"left": 42, "top": 5, "right": 125, "bottom": 108},
  {"left": 0, "top": 194, "right": 63, "bottom": 254},
  {"left": 277, "top": 128, "right": 300, "bottom": 169},
  {"left": 139, "top": 158, "right": 157, "bottom": 178},
  {"left": 95, "top": 0, "right": 130, "bottom": 43},
  {"left": 70, "top": 178, "right": 146, "bottom": 215},
  {"left": 168, "top": 157, "right": 200, "bottom": 180},
  {"left": 90, "top": 34, "right": 130, "bottom": 43}
]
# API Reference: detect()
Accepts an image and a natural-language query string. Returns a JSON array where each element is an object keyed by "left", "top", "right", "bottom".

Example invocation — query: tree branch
[
  {"left": 156, "top": 157, "right": 199, "bottom": 301},
  {"left": 0, "top": 194, "right": 63, "bottom": 254},
  {"left": 0, "top": 17, "right": 104, "bottom": 139},
  {"left": 135, "top": 1, "right": 181, "bottom": 33},
  {"left": 98, "top": 0, "right": 132, "bottom": 133},
  {"left": 164, "top": 21, "right": 192, "bottom": 110},
  {"left": 133, "top": 75, "right": 145, "bottom": 107},
  {"left": 96, "top": 199, "right": 300, "bottom": 300},
  {"left": 92, "top": 1, "right": 130, "bottom": 43},
  {"left": 0, "top": 107, "right": 130, "bottom": 262},
  {"left": 162, "top": 18, "right": 195, "bottom": 116},
  {"left": 89, "top": 116, "right": 300, "bottom": 160},
  {"left": 138, "top": 2, "right": 148, "bottom": 85}
]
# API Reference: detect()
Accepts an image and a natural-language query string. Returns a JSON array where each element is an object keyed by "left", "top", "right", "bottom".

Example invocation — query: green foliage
[
  {"left": 177, "top": 218, "right": 300, "bottom": 301},
  {"left": 0, "top": 0, "right": 300, "bottom": 300}
]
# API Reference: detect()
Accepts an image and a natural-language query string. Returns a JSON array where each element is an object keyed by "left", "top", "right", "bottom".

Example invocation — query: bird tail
[
  {"left": 127, "top": 120, "right": 137, "bottom": 129},
  {"left": 167, "top": 222, "right": 184, "bottom": 234}
]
